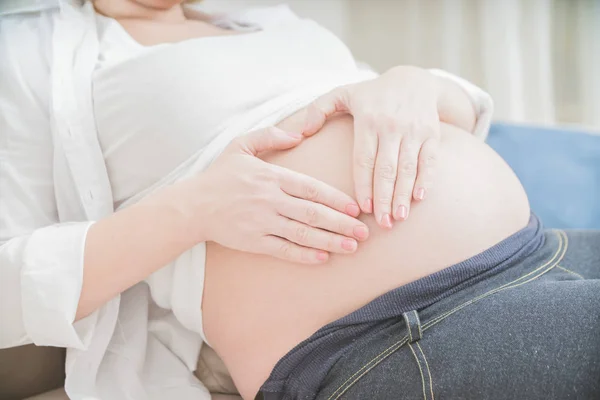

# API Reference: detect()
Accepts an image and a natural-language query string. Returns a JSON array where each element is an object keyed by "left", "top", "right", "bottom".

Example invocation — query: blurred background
[{"left": 201, "top": 0, "right": 600, "bottom": 130}]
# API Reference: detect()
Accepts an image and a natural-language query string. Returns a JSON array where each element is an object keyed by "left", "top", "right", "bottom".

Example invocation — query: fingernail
[
  {"left": 316, "top": 251, "right": 328, "bottom": 261},
  {"left": 395, "top": 205, "right": 408, "bottom": 221},
  {"left": 288, "top": 131, "right": 303, "bottom": 139},
  {"left": 415, "top": 187, "right": 426, "bottom": 201},
  {"left": 363, "top": 198, "right": 373, "bottom": 213},
  {"left": 342, "top": 238, "right": 357, "bottom": 252},
  {"left": 353, "top": 225, "right": 369, "bottom": 240},
  {"left": 381, "top": 213, "right": 393, "bottom": 229},
  {"left": 345, "top": 203, "right": 360, "bottom": 217}
]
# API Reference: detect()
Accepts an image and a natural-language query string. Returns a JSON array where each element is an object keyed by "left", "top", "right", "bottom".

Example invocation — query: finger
[
  {"left": 373, "top": 134, "right": 401, "bottom": 229},
  {"left": 413, "top": 138, "right": 439, "bottom": 202},
  {"left": 392, "top": 138, "right": 420, "bottom": 221},
  {"left": 303, "top": 86, "right": 349, "bottom": 136},
  {"left": 277, "top": 167, "right": 361, "bottom": 218},
  {"left": 262, "top": 236, "right": 328, "bottom": 265},
  {"left": 277, "top": 217, "right": 358, "bottom": 254},
  {"left": 277, "top": 196, "right": 369, "bottom": 241},
  {"left": 353, "top": 116, "right": 378, "bottom": 214},
  {"left": 231, "top": 127, "right": 303, "bottom": 156}
]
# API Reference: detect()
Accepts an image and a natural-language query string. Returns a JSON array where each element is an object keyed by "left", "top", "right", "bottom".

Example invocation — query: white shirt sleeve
[
  {"left": 0, "top": 12, "right": 98, "bottom": 350},
  {"left": 0, "top": 224, "right": 97, "bottom": 349},
  {"left": 428, "top": 68, "right": 494, "bottom": 140}
]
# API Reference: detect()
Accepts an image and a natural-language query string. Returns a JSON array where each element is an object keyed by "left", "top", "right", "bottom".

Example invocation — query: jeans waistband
[{"left": 260, "top": 213, "right": 544, "bottom": 400}]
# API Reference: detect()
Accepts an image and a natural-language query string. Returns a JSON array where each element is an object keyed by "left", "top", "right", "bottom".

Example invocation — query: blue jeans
[{"left": 260, "top": 222, "right": 600, "bottom": 399}]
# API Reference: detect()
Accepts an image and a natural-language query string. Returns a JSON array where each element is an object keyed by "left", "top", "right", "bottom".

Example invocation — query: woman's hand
[
  {"left": 187, "top": 127, "right": 369, "bottom": 264},
  {"left": 303, "top": 66, "right": 441, "bottom": 229}
]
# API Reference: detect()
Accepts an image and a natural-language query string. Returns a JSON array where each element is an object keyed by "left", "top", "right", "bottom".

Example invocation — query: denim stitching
[
  {"left": 331, "top": 338, "right": 408, "bottom": 400},
  {"left": 423, "top": 230, "right": 567, "bottom": 330},
  {"left": 328, "top": 230, "right": 567, "bottom": 399},
  {"left": 416, "top": 311, "right": 423, "bottom": 340},
  {"left": 416, "top": 342, "right": 434, "bottom": 400},
  {"left": 408, "top": 342, "right": 428, "bottom": 400},
  {"left": 556, "top": 264, "right": 585, "bottom": 280}
]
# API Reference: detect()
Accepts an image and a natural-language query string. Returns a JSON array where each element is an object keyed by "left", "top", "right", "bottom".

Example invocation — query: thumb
[
  {"left": 303, "top": 86, "right": 350, "bottom": 137},
  {"left": 234, "top": 127, "right": 303, "bottom": 156}
]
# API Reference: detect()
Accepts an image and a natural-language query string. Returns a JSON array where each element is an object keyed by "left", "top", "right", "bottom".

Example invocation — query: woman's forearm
[
  {"left": 77, "top": 183, "right": 201, "bottom": 320},
  {"left": 77, "top": 125, "right": 367, "bottom": 320},
  {"left": 435, "top": 75, "right": 477, "bottom": 133}
]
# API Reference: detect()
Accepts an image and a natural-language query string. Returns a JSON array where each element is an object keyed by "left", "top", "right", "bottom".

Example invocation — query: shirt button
[{"left": 86, "top": 190, "right": 94, "bottom": 202}]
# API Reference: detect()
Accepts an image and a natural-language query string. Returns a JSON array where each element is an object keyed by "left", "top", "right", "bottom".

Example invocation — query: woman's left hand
[{"left": 303, "top": 66, "right": 441, "bottom": 229}]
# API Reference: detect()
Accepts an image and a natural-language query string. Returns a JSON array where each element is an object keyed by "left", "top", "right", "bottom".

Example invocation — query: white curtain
[
  {"left": 202, "top": 0, "right": 600, "bottom": 129},
  {"left": 200, "top": 0, "right": 350, "bottom": 40},
  {"left": 346, "top": 0, "right": 600, "bottom": 129}
]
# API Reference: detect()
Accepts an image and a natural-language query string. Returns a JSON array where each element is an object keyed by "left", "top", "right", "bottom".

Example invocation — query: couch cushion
[
  {"left": 24, "top": 388, "right": 69, "bottom": 400},
  {"left": 487, "top": 123, "right": 600, "bottom": 229},
  {"left": 0, "top": 345, "right": 65, "bottom": 400}
]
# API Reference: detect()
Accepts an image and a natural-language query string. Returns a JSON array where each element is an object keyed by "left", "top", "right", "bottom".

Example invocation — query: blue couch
[{"left": 487, "top": 123, "right": 600, "bottom": 229}]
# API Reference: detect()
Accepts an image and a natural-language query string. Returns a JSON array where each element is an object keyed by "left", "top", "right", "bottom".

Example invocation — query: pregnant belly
[{"left": 202, "top": 111, "right": 530, "bottom": 399}]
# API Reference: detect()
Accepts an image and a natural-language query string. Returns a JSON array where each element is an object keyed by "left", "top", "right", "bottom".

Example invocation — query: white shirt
[
  {"left": 93, "top": 5, "right": 382, "bottom": 344},
  {"left": 0, "top": 1, "right": 493, "bottom": 399}
]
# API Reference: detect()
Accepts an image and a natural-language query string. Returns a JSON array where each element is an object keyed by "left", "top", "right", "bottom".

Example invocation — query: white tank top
[{"left": 93, "top": 5, "right": 377, "bottom": 208}]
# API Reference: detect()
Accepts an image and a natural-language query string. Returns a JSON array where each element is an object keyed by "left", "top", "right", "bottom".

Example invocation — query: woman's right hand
[{"left": 186, "top": 127, "right": 369, "bottom": 264}]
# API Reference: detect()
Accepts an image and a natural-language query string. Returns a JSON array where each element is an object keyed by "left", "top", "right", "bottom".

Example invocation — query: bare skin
[
  {"left": 91, "top": 3, "right": 530, "bottom": 399},
  {"left": 203, "top": 109, "right": 531, "bottom": 399}
]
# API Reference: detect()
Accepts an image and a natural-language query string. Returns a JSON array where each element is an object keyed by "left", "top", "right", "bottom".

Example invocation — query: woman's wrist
[
  {"left": 78, "top": 184, "right": 207, "bottom": 320},
  {"left": 434, "top": 73, "right": 477, "bottom": 133},
  {"left": 381, "top": 66, "right": 477, "bottom": 132},
  {"left": 143, "top": 176, "right": 212, "bottom": 246}
]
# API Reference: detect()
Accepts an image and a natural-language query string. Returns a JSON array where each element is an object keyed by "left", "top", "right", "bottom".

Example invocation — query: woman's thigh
[
  {"left": 316, "top": 230, "right": 600, "bottom": 400},
  {"left": 559, "top": 230, "right": 600, "bottom": 279}
]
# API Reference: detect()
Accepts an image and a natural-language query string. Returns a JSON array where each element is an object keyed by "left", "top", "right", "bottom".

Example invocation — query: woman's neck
[{"left": 93, "top": 0, "right": 187, "bottom": 23}]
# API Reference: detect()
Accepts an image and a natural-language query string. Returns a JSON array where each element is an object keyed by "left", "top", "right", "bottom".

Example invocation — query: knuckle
[
  {"left": 378, "top": 196, "right": 393, "bottom": 206},
  {"left": 265, "top": 126, "right": 281, "bottom": 137},
  {"left": 356, "top": 152, "right": 376, "bottom": 170},
  {"left": 252, "top": 191, "right": 271, "bottom": 208},
  {"left": 305, "top": 206, "right": 319, "bottom": 225},
  {"left": 394, "top": 191, "right": 411, "bottom": 205},
  {"left": 335, "top": 86, "right": 349, "bottom": 103},
  {"left": 377, "top": 163, "right": 396, "bottom": 180},
  {"left": 327, "top": 235, "right": 337, "bottom": 251},
  {"left": 307, "top": 101, "right": 321, "bottom": 116},
  {"left": 296, "top": 225, "right": 309, "bottom": 242},
  {"left": 420, "top": 151, "right": 437, "bottom": 168},
  {"left": 395, "top": 119, "right": 414, "bottom": 133},
  {"left": 372, "top": 114, "right": 394, "bottom": 132},
  {"left": 256, "top": 165, "right": 277, "bottom": 183},
  {"left": 357, "top": 182, "right": 373, "bottom": 193},
  {"left": 361, "top": 112, "right": 378, "bottom": 128},
  {"left": 408, "top": 120, "right": 419, "bottom": 133},
  {"left": 422, "top": 123, "right": 439, "bottom": 138},
  {"left": 304, "top": 183, "right": 319, "bottom": 201},
  {"left": 328, "top": 195, "right": 341, "bottom": 211},
  {"left": 255, "top": 179, "right": 277, "bottom": 199},
  {"left": 279, "top": 242, "right": 294, "bottom": 260},
  {"left": 337, "top": 219, "right": 351, "bottom": 236},
  {"left": 400, "top": 160, "right": 417, "bottom": 176},
  {"left": 307, "top": 99, "right": 318, "bottom": 109}
]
